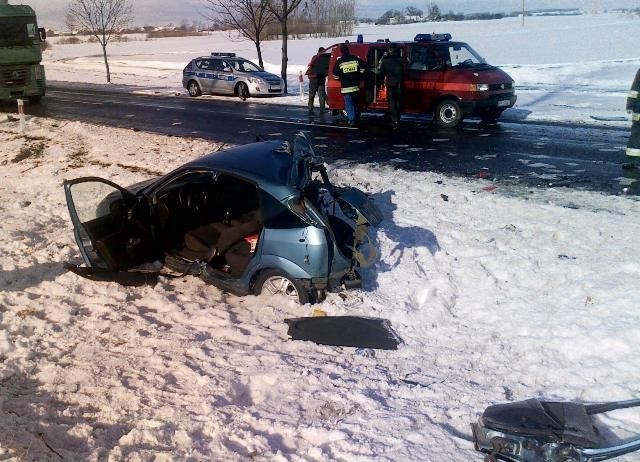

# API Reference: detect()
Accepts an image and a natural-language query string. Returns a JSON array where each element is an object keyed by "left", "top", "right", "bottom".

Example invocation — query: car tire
[
  {"left": 254, "top": 269, "right": 309, "bottom": 304},
  {"left": 434, "top": 99, "right": 462, "bottom": 128},
  {"left": 187, "top": 80, "right": 201, "bottom": 97},
  {"left": 237, "top": 82, "right": 249, "bottom": 100}
]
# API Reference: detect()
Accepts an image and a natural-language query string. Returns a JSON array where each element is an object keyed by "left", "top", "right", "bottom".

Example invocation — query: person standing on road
[
  {"left": 377, "top": 42, "right": 404, "bottom": 129},
  {"left": 626, "top": 68, "right": 640, "bottom": 162},
  {"left": 332, "top": 43, "right": 365, "bottom": 126},
  {"left": 306, "top": 47, "right": 328, "bottom": 114}
]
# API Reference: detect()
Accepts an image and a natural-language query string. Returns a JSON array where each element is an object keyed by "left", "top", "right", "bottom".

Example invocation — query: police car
[{"left": 182, "top": 52, "right": 284, "bottom": 99}]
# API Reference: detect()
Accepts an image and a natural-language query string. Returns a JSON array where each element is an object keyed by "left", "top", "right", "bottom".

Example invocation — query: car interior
[{"left": 154, "top": 172, "right": 262, "bottom": 278}]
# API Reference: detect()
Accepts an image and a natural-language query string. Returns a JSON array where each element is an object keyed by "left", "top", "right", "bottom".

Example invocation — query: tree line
[{"left": 64, "top": 0, "right": 356, "bottom": 91}]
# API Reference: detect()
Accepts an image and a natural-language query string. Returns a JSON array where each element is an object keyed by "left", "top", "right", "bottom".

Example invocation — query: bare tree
[
  {"left": 266, "top": 0, "right": 304, "bottom": 93},
  {"left": 66, "top": 0, "right": 133, "bottom": 83},
  {"left": 202, "top": 0, "right": 274, "bottom": 68}
]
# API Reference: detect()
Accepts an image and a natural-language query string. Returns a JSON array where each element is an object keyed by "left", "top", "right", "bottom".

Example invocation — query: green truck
[{"left": 0, "top": 0, "right": 46, "bottom": 101}]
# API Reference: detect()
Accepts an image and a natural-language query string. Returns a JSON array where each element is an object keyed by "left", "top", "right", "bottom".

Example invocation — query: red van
[{"left": 319, "top": 33, "right": 516, "bottom": 127}]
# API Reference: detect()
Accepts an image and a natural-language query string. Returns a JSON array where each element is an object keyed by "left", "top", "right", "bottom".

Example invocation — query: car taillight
[{"left": 285, "top": 196, "right": 324, "bottom": 227}]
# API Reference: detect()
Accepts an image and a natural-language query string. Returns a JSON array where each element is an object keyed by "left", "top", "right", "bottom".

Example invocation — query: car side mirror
[
  {"left": 223, "top": 66, "right": 232, "bottom": 72},
  {"left": 38, "top": 27, "right": 46, "bottom": 41}
]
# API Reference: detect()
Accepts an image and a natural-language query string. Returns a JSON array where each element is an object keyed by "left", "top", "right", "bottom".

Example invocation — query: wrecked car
[
  {"left": 63, "top": 133, "right": 382, "bottom": 304},
  {"left": 472, "top": 397, "right": 640, "bottom": 462}
]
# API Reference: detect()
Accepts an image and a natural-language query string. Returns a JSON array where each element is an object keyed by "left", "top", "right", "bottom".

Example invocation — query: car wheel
[
  {"left": 434, "top": 99, "right": 462, "bottom": 128},
  {"left": 187, "top": 80, "right": 201, "bottom": 97},
  {"left": 237, "top": 82, "right": 249, "bottom": 100},
  {"left": 254, "top": 269, "right": 309, "bottom": 304}
]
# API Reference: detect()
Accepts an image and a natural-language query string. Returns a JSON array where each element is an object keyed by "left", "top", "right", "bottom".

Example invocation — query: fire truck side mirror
[{"left": 38, "top": 27, "right": 47, "bottom": 41}]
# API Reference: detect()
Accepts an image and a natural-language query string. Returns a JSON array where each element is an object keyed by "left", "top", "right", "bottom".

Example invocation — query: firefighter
[
  {"left": 377, "top": 42, "right": 404, "bottom": 129},
  {"left": 626, "top": 68, "right": 640, "bottom": 162},
  {"left": 332, "top": 43, "right": 366, "bottom": 126}
]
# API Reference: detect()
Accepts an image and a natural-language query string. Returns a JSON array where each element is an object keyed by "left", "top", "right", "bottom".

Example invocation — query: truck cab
[
  {"left": 323, "top": 33, "right": 516, "bottom": 127},
  {"left": 0, "top": 1, "right": 47, "bottom": 102}
]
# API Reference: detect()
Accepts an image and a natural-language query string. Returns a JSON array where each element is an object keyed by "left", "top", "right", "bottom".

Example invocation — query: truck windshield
[
  {"left": 447, "top": 44, "right": 486, "bottom": 68},
  {"left": 0, "top": 16, "right": 37, "bottom": 47}
]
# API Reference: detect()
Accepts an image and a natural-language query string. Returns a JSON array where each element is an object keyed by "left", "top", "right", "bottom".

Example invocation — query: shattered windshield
[{"left": 0, "top": 17, "right": 37, "bottom": 47}]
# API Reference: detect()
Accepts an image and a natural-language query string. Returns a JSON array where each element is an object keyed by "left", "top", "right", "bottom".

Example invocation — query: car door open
[{"left": 64, "top": 177, "right": 154, "bottom": 271}]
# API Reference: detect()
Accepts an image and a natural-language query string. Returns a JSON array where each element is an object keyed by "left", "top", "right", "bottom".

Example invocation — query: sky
[
  {"left": 18, "top": 0, "right": 639, "bottom": 30},
  {"left": 2, "top": 12, "right": 640, "bottom": 462}
]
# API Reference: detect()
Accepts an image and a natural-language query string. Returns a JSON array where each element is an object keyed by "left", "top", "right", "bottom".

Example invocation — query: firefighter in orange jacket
[{"left": 627, "top": 68, "right": 640, "bottom": 160}]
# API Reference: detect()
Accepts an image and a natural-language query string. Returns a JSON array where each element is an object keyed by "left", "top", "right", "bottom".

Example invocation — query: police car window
[
  {"left": 239, "top": 60, "right": 261, "bottom": 72},
  {"left": 197, "top": 59, "right": 211, "bottom": 70},
  {"left": 211, "top": 59, "right": 224, "bottom": 71}
]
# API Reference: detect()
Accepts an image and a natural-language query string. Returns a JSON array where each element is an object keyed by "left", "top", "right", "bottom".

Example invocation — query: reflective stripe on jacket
[{"left": 333, "top": 55, "right": 365, "bottom": 94}]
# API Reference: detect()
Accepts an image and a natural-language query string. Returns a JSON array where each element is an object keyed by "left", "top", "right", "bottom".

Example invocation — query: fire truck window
[
  {"left": 409, "top": 45, "right": 428, "bottom": 71},
  {"left": 429, "top": 47, "right": 450, "bottom": 71}
]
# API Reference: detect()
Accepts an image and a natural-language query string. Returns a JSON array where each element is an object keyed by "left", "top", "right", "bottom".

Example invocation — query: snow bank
[{"left": 0, "top": 113, "right": 639, "bottom": 460}]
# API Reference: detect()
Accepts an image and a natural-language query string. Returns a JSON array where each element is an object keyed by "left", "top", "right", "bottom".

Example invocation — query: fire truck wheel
[{"left": 435, "top": 99, "right": 462, "bottom": 128}]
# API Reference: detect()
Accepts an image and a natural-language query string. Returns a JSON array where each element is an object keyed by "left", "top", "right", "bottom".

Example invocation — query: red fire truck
[{"left": 316, "top": 33, "right": 516, "bottom": 127}]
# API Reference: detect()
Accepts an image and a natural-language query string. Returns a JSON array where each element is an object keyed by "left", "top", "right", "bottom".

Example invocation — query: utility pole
[{"left": 522, "top": 0, "right": 525, "bottom": 26}]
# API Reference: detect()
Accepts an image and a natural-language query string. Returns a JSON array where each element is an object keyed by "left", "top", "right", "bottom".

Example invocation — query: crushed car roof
[{"left": 184, "top": 140, "right": 298, "bottom": 198}]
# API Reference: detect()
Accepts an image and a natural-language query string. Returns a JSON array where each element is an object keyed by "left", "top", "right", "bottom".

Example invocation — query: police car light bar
[
  {"left": 211, "top": 52, "right": 236, "bottom": 57},
  {"left": 414, "top": 33, "right": 452, "bottom": 42}
]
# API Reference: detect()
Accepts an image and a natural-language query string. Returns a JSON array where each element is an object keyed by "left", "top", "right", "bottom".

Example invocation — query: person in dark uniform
[
  {"left": 306, "top": 47, "right": 328, "bottom": 114},
  {"left": 332, "top": 43, "right": 365, "bottom": 126},
  {"left": 626, "top": 68, "right": 640, "bottom": 162},
  {"left": 377, "top": 42, "right": 404, "bottom": 129}
]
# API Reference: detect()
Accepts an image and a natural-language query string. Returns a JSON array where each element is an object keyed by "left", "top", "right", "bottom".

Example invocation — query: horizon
[{"left": 17, "top": 0, "right": 638, "bottom": 30}]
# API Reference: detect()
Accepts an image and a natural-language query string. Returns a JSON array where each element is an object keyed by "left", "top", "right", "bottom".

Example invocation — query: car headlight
[
  {"left": 247, "top": 77, "right": 264, "bottom": 84},
  {"left": 471, "top": 83, "right": 490, "bottom": 91}
]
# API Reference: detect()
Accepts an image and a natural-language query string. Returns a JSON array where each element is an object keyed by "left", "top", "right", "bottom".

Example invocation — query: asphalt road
[{"left": 8, "top": 82, "right": 638, "bottom": 196}]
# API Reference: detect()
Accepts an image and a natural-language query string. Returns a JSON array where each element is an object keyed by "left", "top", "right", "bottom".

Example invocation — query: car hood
[{"left": 244, "top": 71, "right": 282, "bottom": 82}]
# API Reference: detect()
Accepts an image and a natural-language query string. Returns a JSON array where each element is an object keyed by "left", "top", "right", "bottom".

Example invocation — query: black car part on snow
[
  {"left": 284, "top": 316, "right": 401, "bottom": 350},
  {"left": 471, "top": 397, "right": 640, "bottom": 462}
]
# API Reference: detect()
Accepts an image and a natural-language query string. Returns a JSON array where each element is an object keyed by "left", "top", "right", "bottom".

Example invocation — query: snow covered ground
[
  {"left": 1, "top": 11, "right": 639, "bottom": 462},
  {"left": 43, "top": 13, "right": 640, "bottom": 126}
]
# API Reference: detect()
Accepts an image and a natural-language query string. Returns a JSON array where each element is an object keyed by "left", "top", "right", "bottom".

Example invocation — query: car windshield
[
  {"left": 228, "top": 59, "right": 262, "bottom": 72},
  {"left": 0, "top": 16, "right": 37, "bottom": 47},
  {"left": 447, "top": 43, "right": 487, "bottom": 68}
]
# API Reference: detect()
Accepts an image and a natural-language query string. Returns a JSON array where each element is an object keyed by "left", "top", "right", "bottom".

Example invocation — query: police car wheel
[
  {"left": 237, "top": 82, "right": 249, "bottom": 100},
  {"left": 187, "top": 80, "right": 201, "bottom": 97},
  {"left": 435, "top": 99, "right": 462, "bottom": 128}
]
